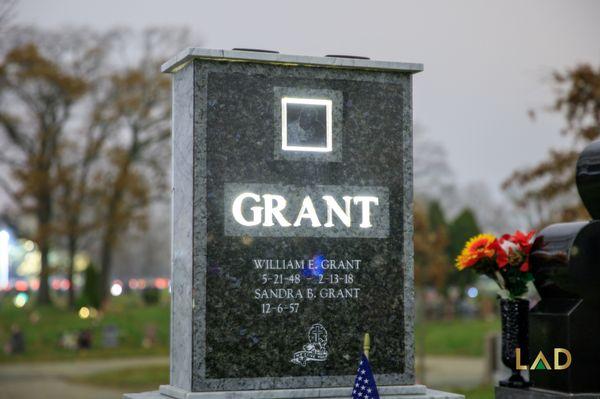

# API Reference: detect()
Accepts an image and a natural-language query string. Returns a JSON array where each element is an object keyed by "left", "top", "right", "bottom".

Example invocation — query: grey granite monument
[{"left": 124, "top": 48, "right": 462, "bottom": 399}]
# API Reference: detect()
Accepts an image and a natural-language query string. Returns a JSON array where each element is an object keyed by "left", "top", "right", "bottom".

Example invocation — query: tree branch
[{"left": 0, "top": 173, "right": 19, "bottom": 203}]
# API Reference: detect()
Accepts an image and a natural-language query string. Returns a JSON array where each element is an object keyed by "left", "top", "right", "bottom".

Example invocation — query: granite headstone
[
  {"left": 125, "top": 48, "right": 462, "bottom": 399},
  {"left": 496, "top": 141, "right": 600, "bottom": 398}
]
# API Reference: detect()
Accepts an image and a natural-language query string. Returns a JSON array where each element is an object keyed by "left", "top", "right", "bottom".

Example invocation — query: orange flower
[{"left": 455, "top": 233, "right": 497, "bottom": 270}]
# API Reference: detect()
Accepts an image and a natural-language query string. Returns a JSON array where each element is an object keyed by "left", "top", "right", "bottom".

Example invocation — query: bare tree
[
  {"left": 94, "top": 28, "right": 188, "bottom": 305},
  {"left": 0, "top": 43, "right": 87, "bottom": 304},
  {"left": 54, "top": 46, "right": 117, "bottom": 307},
  {"left": 0, "top": 0, "right": 16, "bottom": 34},
  {"left": 504, "top": 64, "right": 600, "bottom": 227},
  {"left": 0, "top": 26, "right": 190, "bottom": 306},
  {"left": 413, "top": 124, "right": 455, "bottom": 200}
]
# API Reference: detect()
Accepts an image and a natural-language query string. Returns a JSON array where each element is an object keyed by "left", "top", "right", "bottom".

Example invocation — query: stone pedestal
[
  {"left": 125, "top": 384, "right": 463, "bottom": 399},
  {"left": 495, "top": 386, "right": 600, "bottom": 398}
]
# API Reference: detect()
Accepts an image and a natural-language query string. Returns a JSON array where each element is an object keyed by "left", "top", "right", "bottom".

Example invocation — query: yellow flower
[{"left": 455, "top": 233, "right": 496, "bottom": 270}]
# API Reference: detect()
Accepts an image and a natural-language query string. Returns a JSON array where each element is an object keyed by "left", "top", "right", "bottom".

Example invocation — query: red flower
[
  {"left": 490, "top": 239, "right": 508, "bottom": 268},
  {"left": 510, "top": 230, "right": 535, "bottom": 254}
]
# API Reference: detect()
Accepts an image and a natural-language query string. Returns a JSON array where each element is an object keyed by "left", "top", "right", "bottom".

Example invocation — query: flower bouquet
[
  {"left": 455, "top": 230, "right": 536, "bottom": 388},
  {"left": 455, "top": 230, "right": 535, "bottom": 299}
]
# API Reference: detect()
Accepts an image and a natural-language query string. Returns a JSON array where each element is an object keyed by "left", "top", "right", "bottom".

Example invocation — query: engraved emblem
[{"left": 290, "top": 323, "right": 329, "bottom": 366}]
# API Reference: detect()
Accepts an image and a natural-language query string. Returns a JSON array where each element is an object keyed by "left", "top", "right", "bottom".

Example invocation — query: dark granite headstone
[
  {"left": 102, "top": 325, "right": 119, "bottom": 348},
  {"left": 497, "top": 141, "right": 600, "bottom": 398},
  {"left": 125, "top": 48, "right": 462, "bottom": 399}
]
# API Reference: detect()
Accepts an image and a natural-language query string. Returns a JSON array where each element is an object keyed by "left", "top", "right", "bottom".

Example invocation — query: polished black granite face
[
  {"left": 191, "top": 60, "right": 413, "bottom": 391},
  {"left": 527, "top": 138, "right": 600, "bottom": 394}
]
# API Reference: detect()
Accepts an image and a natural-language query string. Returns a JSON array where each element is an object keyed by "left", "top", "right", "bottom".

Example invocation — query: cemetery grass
[
  {"left": 417, "top": 317, "right": 500, "bottom": 357},
  {"left": 0, "top": 294, "right": 169, "bottom": 363},
  {"left": 447, "top": 385, "right": 494, "bottom": 399}
]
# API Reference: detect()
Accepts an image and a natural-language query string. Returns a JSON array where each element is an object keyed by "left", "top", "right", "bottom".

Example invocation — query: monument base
[
  {"left": 495, "top": 386, "right": 600, "bottom": 398},
  {"left": 124, "top": 384, "right": 464, "bottom": 399}
]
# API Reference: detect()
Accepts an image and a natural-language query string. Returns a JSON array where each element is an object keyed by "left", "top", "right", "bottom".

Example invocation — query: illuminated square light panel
[{"left": 281, "top": 97, "right": 333, "bottom": 153}]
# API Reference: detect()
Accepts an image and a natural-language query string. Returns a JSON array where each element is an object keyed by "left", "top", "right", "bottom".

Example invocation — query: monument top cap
[{"left": 161, "top": 47, "right": 424, "bottom": 74}]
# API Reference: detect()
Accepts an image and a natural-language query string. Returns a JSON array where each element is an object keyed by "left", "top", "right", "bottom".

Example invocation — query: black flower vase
[{"left": 499, "top": 298, "right": 530, "bottom": 388}]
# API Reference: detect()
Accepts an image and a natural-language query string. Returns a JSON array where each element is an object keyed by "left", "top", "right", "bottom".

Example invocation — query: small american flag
[{"left": 352, "top": 354, "right": 380, "bottom": 399}]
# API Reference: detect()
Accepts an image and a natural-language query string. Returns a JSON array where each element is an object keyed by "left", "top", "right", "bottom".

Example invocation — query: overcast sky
[{"left": 16, "top": 0, "right": 600, "bottom": 198}]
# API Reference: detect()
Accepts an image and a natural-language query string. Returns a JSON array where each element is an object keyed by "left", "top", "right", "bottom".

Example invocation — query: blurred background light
[
  {"left": 78, "top": 306, "right": 90, "bottom": 319},
  {"left": 13, "top": 292, "right": 29, "bottom": 308},
  {"left": 110, "top": 282, "right": 123, "bottom": 296},
  {"left": 0, "top": 230, "right": 9, "bottom": 290},
  {"left": 14, "top": 280, "right": 28, "bottom": 292},
  {"left": 467, "top": 287, "right": 479, "bottom": 299},
  {"left": 154, "top": 278, "right": 169, "bottom": 290},
  {"left": 23, "top": 240, "right": 35, "bottom": 252}
]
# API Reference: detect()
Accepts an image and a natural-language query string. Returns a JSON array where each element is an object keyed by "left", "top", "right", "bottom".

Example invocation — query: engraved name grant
[
  {"left": 254, "top": 287, "right": 360, "bottom": 300},
  {"left": 253, "top": 258, "right": 362, "bottom": 270},
  {"left": 231, "top": 193, "right": 380, "bottom": 228}
]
